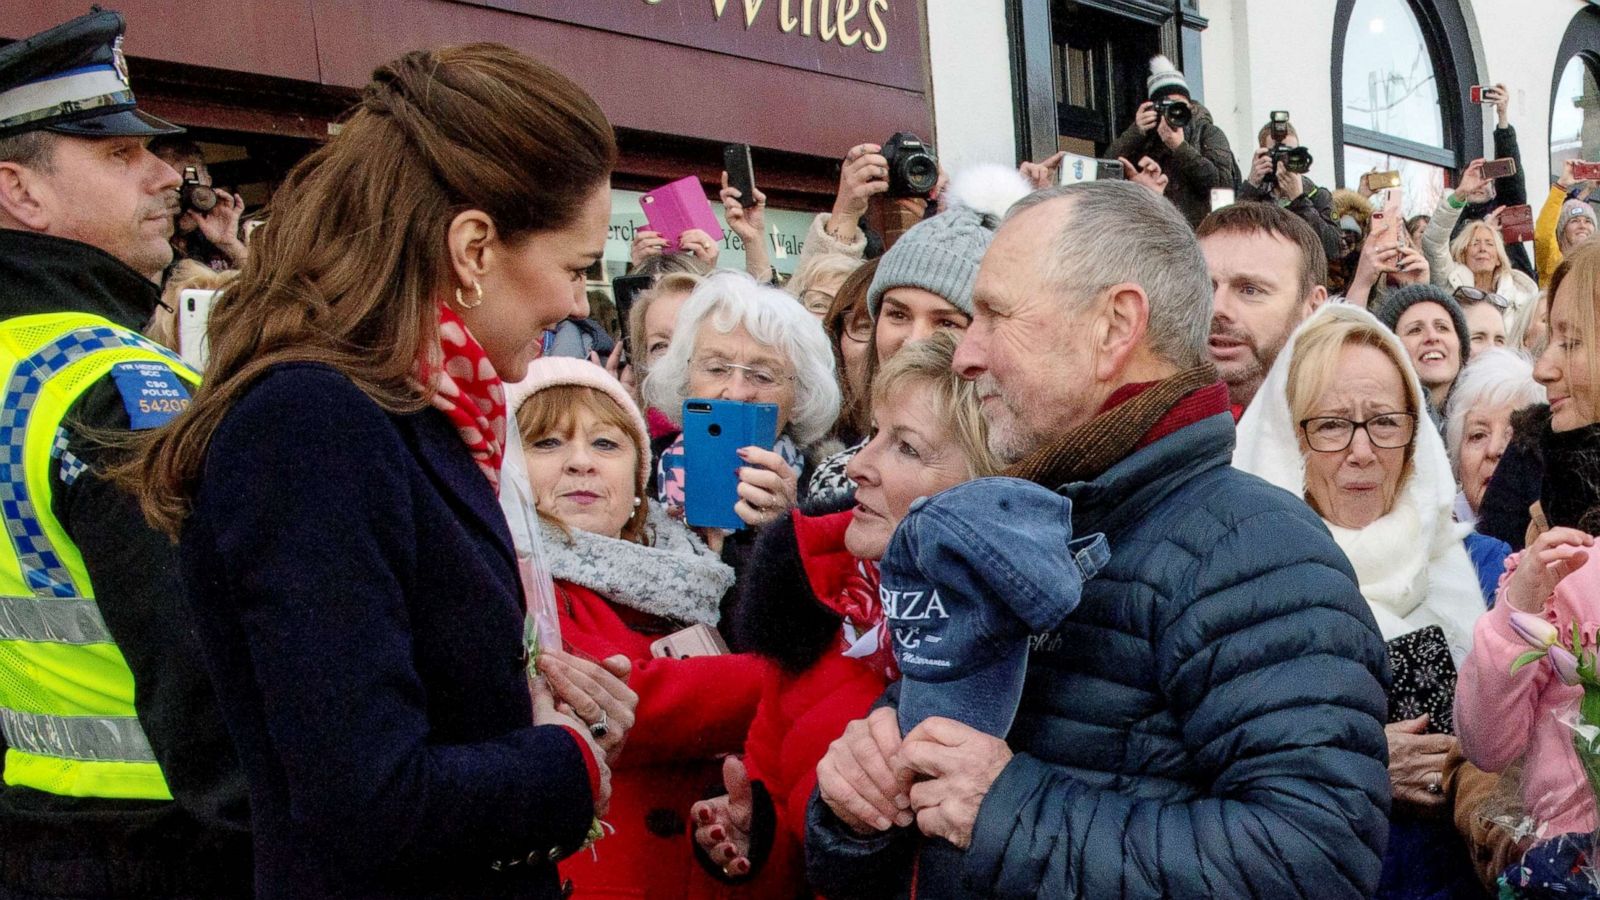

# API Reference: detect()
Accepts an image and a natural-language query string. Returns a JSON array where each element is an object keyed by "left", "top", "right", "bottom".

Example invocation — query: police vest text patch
[{"left": 109, "top": 361, "right": 191, "bottom": 429}]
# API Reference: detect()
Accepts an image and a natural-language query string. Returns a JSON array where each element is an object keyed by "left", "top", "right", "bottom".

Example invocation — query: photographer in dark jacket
[
  {"left": 1238, "top": 117, "right": 1344, "bottom": 262},
  {"left": 1107, "top": 55, "right": 1241, "bottom": 228},
  {"left": 0, "top": 11, "right": 249, "bottom": 897}
]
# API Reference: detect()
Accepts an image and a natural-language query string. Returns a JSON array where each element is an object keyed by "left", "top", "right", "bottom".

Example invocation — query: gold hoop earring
[{"left": 453, "top": 282, "right": 484, "bottom": 310}]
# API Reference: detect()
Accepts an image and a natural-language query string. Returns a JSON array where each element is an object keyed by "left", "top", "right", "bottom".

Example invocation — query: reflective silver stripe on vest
[
  {"left": 0, "top": 594, "right": 113, "bottom": 644},
  {"left": 0, "top": 708, "right": 155, "bottom": 763}
]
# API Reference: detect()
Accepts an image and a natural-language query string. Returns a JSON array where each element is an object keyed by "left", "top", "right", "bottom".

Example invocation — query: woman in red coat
[
  {"left": 691, "top": 333, "right": 1003, "bottom": 894},
  {"left": 512, "top": 356, "right": 765, "bottom": 899}
]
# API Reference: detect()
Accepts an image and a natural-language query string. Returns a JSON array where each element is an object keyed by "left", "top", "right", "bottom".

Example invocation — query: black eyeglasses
[
  {"left": 836, "top": 312, "right": 872, "bottom": 343},
  {"left": 1298, "top": 413, "right": 1418, "bottom": 452},
  {"left": 1453, "top": 286, "right": 1509, "bottom": 310}
]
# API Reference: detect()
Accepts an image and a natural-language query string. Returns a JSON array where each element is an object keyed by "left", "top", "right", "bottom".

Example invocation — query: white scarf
[
  {"left": 1234, "top": 305, "right": 1485, "bottom": 662},
  {"left": 539, "top": 501, "right": 735, "bottom": 628}
]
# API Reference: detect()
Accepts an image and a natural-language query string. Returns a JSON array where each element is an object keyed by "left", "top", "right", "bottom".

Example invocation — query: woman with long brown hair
[{"left": 127, "top": 44, "right": 633, "bottom": 898}]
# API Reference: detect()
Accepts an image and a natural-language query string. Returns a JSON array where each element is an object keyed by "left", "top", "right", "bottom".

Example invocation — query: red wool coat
[
  {"left": 554, "top": 580, "right": 764, "bottom": 900},
  {"left": 733, "top": 509, "right": 893, "bottom": 895}
]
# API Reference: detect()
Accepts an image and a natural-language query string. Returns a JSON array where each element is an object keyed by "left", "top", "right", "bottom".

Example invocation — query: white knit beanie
[
  {"left": 506, "top": 356, "right": 652, "bottom": 493},
  {"left": 1559, "top": 199, "right": 1598, "bottom": 237},
  {"left": 1147, "top": 55, "right": 1190, "bottom": 100}
]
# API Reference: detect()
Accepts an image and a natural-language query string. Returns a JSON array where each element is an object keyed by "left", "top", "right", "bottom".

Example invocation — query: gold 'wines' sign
[
  {"left": 642, "top": 0, "right": 891, "bottom": 51},
  {"left": 454, "top": 0, "right": 923, "bottom": 92}
]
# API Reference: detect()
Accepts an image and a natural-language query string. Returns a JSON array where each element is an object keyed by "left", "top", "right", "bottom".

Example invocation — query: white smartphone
[
  {"left": 178, "top": 288, "right": 219, "bottom": 371},
  {"left": 1209, "top": 188, "right": 1236, "bottom": 211}
]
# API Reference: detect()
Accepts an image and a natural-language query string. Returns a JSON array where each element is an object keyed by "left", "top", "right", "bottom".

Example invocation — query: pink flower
[
  {"left": 1550, "top": 645, "right": 1583, "bottom": 686},
  {"left": 1510, "top": 611, "right": 1560, "bottom": 649}
]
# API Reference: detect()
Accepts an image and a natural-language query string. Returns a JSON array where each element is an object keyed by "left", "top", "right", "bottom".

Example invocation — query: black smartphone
[
  {"left": 723, "top": 143, "right": 758, "bottom": 208},
  {"left": 610, "top": 273, "right": 653, "bottom": 360}
]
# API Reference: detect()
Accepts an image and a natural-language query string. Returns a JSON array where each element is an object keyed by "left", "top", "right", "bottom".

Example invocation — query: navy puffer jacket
[{"left": 806, "top": 413, "right": 1392, "bottom": 899}]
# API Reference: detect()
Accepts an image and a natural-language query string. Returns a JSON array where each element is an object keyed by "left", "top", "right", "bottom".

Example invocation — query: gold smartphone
[
  {"left": 1362, "top": 170, "right": 1402, "bottom": 192},
  {"left": 649, "top": 623, "right": 729, "bottom": 659}
]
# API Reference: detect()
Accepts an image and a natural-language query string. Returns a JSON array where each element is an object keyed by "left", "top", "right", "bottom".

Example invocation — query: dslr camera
[
  {"left": 1265, "top": 110, "right": 1313, "bottom": 175},
  {"left": 178, "top": 165, "right": 219, "bottom": 216},
  {"left": 1152, "top": 97, "right": 1192, "bottom": 131},
  {"left": 882, "top": 132, "right": 939, "bottom": 198}
]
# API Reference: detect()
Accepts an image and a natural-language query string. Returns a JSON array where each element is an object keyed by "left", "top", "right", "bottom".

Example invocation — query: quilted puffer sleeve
[{"left": 963, "top": 504, "right": 1393, "bottom": 899}]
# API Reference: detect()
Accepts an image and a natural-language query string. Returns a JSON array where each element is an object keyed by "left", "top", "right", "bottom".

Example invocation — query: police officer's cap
[{"left": 0, "top": 9, "right": 181, "bottom": 140}]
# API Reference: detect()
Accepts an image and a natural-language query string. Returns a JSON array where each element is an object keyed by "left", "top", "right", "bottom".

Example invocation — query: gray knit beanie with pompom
[{"left": 866, "top": 164, "right": 1034, "bottom": 319}]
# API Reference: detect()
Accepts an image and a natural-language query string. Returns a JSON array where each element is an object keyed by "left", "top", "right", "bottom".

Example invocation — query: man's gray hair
[
  {"left": 644, "top": 270, "right": 842, "bottom": 447},
  {"left": 1444, "top": 347, "right": 1546, "bottom": 469},
  {"left": 1006, "top": 180, "right": 1212, "bottom": 369},
  {"left": 0, "top": 131, "right": 56, "bottom": 173}
]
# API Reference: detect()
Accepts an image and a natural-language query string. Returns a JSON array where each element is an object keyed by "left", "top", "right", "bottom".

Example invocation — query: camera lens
[
  {"left": 904, "top": 155, "right": 938, "bottom": 193},
  {"left": 191, "top": 185, "right": 218, "bottom": 213},
  {"left": 1164, "top": 102, "right": 1192, "bottom": 130}
]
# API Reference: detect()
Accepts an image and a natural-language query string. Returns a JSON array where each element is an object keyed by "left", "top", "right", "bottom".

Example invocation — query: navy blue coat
[
  {"left": 182, "top": 364, "right": 597, "bottom": 899},
  {"left": 806, "top": 413, "right": 1393, "bottom": 899}
]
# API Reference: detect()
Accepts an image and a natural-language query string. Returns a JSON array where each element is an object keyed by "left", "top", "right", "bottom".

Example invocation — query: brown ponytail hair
[{"left": 124, "top": 44, "right": 616, "bottom": 536}]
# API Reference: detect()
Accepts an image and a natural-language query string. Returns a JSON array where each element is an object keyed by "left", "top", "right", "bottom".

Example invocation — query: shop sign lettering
[{"left": 640, "top": 0, "right": 892, "bottom": 52}]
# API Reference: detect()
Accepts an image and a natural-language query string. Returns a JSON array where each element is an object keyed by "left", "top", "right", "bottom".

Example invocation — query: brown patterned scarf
[{"left": 1005, "top": 364, "right": 1222, "bottom": 488}]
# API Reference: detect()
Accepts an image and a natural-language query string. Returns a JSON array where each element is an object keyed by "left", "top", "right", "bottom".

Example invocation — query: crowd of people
[{"left": 7, "top": 8, "right": 1600, "bottom": 900}]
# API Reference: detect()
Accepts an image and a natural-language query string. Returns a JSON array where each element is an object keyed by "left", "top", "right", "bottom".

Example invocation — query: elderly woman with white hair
[
  {"left": 645, "top": 271, "right": 841, "bottom": 534},
  {"left": 1445, "top": 348, "right": 1545, "bottom": 603},
  {"left": 1423, "top": 161, "right": 1540, "bottom": 314}
]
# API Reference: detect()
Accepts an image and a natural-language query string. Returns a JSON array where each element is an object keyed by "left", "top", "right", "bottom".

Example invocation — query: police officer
[{"left": 0, "top": 11, "right": 249, "bottom": 897}]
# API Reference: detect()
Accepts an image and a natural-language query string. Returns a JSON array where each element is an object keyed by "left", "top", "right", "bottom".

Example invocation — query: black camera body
[
  {"left": 882, "top": 132, "right": 939, "bottom": 198},
  {"left": 1152, "top": 97, "right": 1192, "bottom": 131},
  {"left": 1265, "top": 111, "right": 1313, "bottom": 175},
  {"left": 177, "top": 165, "right": 218, "bottom": 216}
]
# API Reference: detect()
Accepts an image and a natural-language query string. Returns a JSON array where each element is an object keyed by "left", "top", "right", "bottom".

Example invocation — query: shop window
[
  {"left": 1050, "top": 4, "right": 1159, "bottom": 156},
  {"left": 1551, "top": 54, "right": 1600, "bottom": 177},
  {"left": 1338, "top": 0, "right": 1455, "bottom": 215}
]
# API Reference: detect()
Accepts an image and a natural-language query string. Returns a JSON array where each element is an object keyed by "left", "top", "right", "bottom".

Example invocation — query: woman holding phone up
[
  {"left": 127, "top": 45, "right": 632, "bottom": 898},
  {"left": 644, "top": 272, "right": 840, "bottom": 546}
]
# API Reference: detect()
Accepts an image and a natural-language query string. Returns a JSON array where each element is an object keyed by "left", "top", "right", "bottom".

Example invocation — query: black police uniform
[{"left": 0, "top": 12, "right": 249, "bottom": 898}]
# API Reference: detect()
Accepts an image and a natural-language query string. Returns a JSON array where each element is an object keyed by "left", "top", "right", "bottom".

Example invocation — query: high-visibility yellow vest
[{"left": 0, "top": 312, "right": 199, "bottom": 800}]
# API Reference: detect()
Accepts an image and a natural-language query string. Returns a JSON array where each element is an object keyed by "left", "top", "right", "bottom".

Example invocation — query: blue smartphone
[{"left": 682, "top": 399, "right": 779, "bottom": 531}]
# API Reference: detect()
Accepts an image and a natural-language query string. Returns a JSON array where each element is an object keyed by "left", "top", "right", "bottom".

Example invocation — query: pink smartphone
[{"left": 640, "top": 176, "right": 725, "bottom": 254}]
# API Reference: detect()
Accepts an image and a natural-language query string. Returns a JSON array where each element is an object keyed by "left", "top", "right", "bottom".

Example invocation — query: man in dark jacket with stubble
[
  {"left": 806, "top": 180, "right": 1391, "bottom": 899},
  {"left": 1107, "top": 55, "right": 1240, "bottom": 228}
]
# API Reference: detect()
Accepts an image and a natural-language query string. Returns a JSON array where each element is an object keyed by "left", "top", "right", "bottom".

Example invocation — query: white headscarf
[{"left": 1233, "top": 304, "right": 1484, "bottom": 662}]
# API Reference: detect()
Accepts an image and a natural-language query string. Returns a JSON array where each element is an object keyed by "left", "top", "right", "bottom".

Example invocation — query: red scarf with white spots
[{"left": 422, "top": 303, "right": 507, "bottom": 494}]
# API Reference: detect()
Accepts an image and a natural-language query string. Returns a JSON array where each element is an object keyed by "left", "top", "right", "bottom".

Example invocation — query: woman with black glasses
[{"left": 1236, "top": 303, "right": 1488, "bottom": 900}]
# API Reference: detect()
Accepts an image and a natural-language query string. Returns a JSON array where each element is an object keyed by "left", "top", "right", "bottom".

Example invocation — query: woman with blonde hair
[
  {"left": 146, "top": 259, "right": 235, "bottom": 353},
  {"left": 1423, "top": 160, "right": 1539, "bottom": 314},
  {"left": 691, "top": 332, "right": 1002, "bottom": 890},
  {"left": 1457, "top": 240, "right": 1600, "bottom": 893},
  {"left": 787, "top": 252, "right": 861, "bottom": 319},
  {"left": 1236, "top": 303, "right": 1487, "bottom": 900},
  {"left": 126, "top": 44, "right": 634, "bottom": 898}
]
